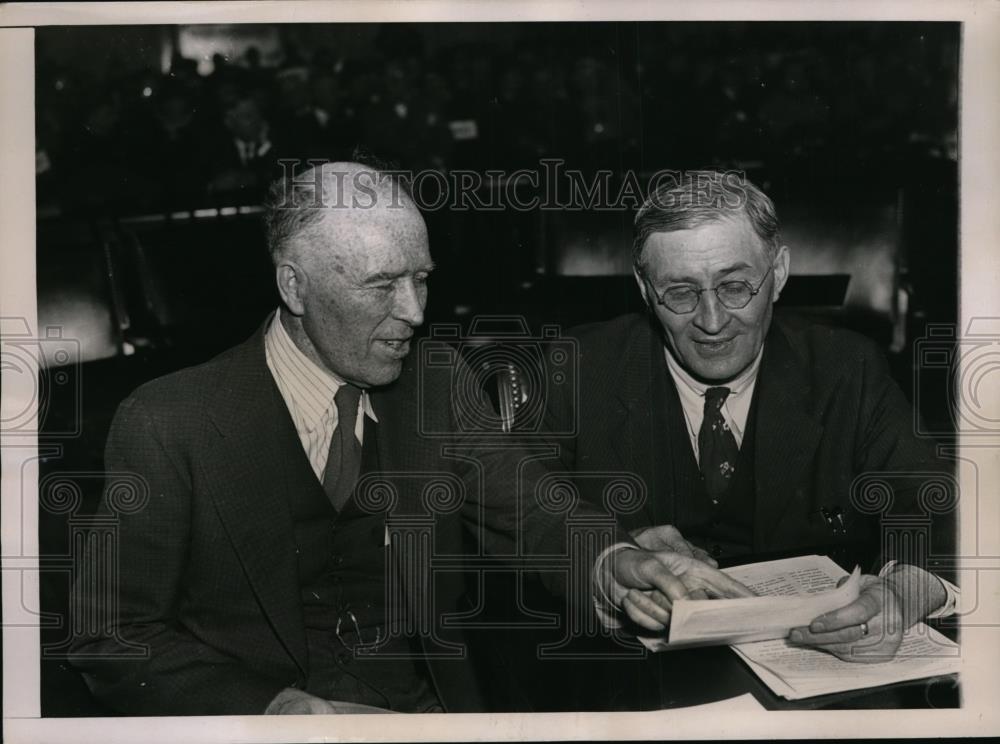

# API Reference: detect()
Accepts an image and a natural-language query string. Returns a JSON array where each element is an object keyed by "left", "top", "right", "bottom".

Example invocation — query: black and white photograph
[{"left": 1, "top": 2, "right": 998, "bottom": 742}]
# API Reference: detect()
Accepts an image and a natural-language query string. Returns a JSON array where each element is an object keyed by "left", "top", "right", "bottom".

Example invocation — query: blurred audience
[
  {"left": 35, "top": 24, "right": 958, "bottom": 215},
  {"left": 204, "top": 96, "right": 281, "bottom": 203}
]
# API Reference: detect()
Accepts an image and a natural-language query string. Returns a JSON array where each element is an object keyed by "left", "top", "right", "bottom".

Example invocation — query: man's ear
[
  {"left": 276, "top": 260, "right": 307, "bottom": 316},
  {"left": 771, "top": 244, "right": 790, "bottom": 302},
  {"left": 633, "top": 267, "right": 651, "bottom": 308}
]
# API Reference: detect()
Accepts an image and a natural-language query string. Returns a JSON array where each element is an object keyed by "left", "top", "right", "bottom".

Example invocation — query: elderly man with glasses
[{"left": 545, "top": 171, "right": 958, "bottom": 663}]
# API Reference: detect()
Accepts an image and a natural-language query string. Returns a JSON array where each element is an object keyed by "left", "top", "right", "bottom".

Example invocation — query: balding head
[{"left": 264, "top": 160, "right": 416, "bottom": 267}]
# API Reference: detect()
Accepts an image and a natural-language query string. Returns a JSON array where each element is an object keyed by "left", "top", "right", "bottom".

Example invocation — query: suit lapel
[
  {"left": 752, "top": 321, "right": 824, "bottom": 550},
  {"left": 610, "top": 317, "right": 672, "bottom": 529},
  {"left": 368, "top": 374, "right": 413, "bottom": 476},
  {"left": 367, "top": 364, "right": 472, "bottom": 707},
  {"left": 200, "top": 323, "right": 310, "bottom": 676}
]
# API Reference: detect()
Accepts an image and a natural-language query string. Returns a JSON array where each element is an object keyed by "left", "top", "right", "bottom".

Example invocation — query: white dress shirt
[
  {"left": 664, "top": 346, "right": 763, "bottom": 464},
  {"left": 263, "top": 309, "right": 377, "bottom": 482},
  {"left": 234, "top": 126, "right": 273, "bottom": 166}
]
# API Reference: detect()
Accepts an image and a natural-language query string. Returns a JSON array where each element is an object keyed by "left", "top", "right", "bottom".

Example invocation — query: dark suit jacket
[
  {"left": 68, "top": 320, "right": 599, "bottom": 716},
  {"left": 543, "top": 312, "right": 955, "bottom": 569}
]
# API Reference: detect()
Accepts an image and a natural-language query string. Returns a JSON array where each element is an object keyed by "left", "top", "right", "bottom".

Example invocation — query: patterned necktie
[
  {"left": 323, "top": 384, "right": 362, "bottom": 511},
  {"left": 698, "top": 386, "right": 740, "bottom": 505}
]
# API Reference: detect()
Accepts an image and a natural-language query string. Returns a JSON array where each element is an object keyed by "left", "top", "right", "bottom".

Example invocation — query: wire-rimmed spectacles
[
  {"left": 646, "top": 265, "right": 774, "bottom": 315},
  {"left": 334, "top": 610, "right": 383, "bottom": 653}
]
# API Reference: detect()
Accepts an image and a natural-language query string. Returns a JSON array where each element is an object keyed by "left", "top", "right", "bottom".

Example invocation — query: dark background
[{"left": 32, "top": 21, "right": 960, "bottom": 715}]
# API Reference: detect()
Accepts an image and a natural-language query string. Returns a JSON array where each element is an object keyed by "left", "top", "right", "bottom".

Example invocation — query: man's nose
[
  {"left": 692, "top": 290, "right": 729, "bottom": 334},
  {"left": 393, "top": 279, "right": 426, "bottom": 326}
]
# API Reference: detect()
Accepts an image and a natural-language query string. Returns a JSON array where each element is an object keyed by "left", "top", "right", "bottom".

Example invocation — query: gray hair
[
  {"left": 262, "top": 152, "right": 412, "bottom": 264},
  {"left": 633, "top": 170, "right": 779, "bottom": 270}
]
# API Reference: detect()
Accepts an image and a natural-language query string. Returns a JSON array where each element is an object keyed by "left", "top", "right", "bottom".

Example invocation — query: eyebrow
[
  {"left": 362, "top": 263, "right": 436, "bottom": 284},
  {"left": 663, "top": 261, "right": 754, "bottom": 284}
]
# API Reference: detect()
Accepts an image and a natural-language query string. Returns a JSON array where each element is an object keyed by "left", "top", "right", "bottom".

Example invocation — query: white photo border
[{"left": 2, "top": 1, "right": 998, "bottom": 741}]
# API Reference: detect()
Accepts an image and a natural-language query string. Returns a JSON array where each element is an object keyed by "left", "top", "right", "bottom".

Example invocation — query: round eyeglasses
[{"left": 646, "top": 265, "right": 774, "bottom": 315}]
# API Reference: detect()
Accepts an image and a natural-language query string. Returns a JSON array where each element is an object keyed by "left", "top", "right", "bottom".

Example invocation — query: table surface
[
  {"left": 493, "top": 545, "right": 962, "bottom": 713},
  {"left": 645, "top": 638, "right": 960, "bottom": 711}
]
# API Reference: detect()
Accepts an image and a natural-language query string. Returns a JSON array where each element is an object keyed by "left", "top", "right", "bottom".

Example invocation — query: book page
[
  {"left": 666, "top": 559, "right": 860, "bottom": 645},
  {"left": 723, "top": 554, "right": 848, "bottom": 596},
  {"left": 734, "top": 628, "right": 961, "bottom": 699},
  {"left": 725, "top": 556, "right": 961, "bottom": 699}
]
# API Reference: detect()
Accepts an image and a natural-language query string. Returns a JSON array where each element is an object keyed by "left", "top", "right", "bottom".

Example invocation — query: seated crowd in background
[{"left": 35, "top": 24, "right": 956, "bottom": 216}]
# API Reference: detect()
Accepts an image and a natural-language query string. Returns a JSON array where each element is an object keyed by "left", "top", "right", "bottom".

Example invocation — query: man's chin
[
  {"left": 683, "top": 354, "right": 748, "bottom": 385},
  {"left": 361, "top": 360, "right": 405, "bottom": 389}
]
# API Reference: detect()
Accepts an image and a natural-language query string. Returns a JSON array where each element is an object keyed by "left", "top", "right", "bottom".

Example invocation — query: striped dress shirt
[{"left": 263, "top": 309, "right": 378, "bottom": 482}]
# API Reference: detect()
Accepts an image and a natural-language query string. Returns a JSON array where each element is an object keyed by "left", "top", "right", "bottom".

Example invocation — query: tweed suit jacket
[
  {"left": 543, "top": 312, "right": 955, "bottom": 570},
  {"left": 68, "top": 319, "right": 595, "bottom": 716}
]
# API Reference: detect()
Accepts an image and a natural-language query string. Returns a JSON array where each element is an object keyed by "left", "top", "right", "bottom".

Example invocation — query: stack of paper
[
  {"left": 725, "top": 555, "right": 961, "bottom": 700},
  {"left": 668, "top": 565, "right": 861, "bottom": 645},
  {"left": 644, "top": 554, "right": 961, "bottom": 700},
  {"left": 639, "top": 557, "right": 862, "bottom": 651}
]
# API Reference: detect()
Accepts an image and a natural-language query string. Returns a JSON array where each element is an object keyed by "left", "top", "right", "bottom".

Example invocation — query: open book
[{"left": 647, "top": 554, "right": 961, "bottom": 700}]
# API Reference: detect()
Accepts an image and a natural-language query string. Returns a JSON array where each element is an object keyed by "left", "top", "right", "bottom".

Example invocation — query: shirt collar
[
  {"left": 265, "top": 308, "right": 378, "bottom": 430},
  {"left": 664, "top": 343, "right": 764, "bottom": 400}
]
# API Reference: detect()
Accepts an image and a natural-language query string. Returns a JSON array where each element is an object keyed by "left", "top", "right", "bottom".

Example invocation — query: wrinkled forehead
[
  {"left": 329, "top": 187, "right": 423, "bottom": 231},
  {"left": 640, "top": 215, "right": 768, "bottom": 274},
  {"left": 311, "top": 196, "right": 430, "bottom": 273}
]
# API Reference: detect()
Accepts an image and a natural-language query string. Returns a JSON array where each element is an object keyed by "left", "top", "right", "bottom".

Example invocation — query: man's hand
[
  {"left": 606, "top": 548, "right": 754, "bottom": 632},
  {"left": 265, "top": 688, "right": 394, "bottom": 714},
  {"left": 630, "top": 524, "right": 718, "bottom": 567},
  {"left": 788, "top": 575, "right": 904, "bottom": 662}
]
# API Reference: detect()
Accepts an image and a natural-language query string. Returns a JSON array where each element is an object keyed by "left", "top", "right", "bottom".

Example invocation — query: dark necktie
[
  {"left": 323, "top": 384, "right": 362, "bottom": 511},
  {"left": 698, "top": 386, "right": 740, "bottom": 505}
]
